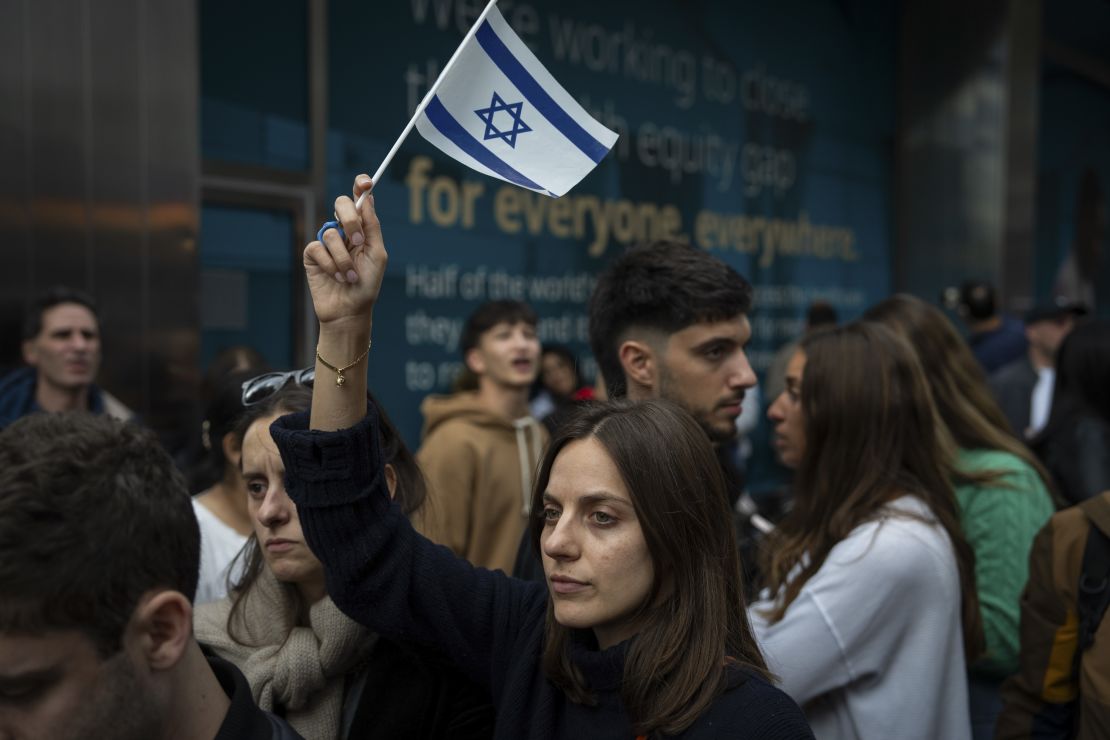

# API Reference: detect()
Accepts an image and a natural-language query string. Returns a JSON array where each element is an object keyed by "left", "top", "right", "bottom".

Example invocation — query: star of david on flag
[
  {"left": 413, "top": 3, "right": 618, "bottom": 198},
  {"left": 475, "top": 93, "right": 532, "bottom": 148}
]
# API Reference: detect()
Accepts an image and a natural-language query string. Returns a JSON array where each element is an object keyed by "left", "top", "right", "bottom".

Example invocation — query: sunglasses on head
[{"left": 240, "top": 367, "right": 315, "bottom": 406}]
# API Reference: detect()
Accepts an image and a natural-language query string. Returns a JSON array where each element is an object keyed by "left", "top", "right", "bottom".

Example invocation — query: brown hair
[
  {"left": 527, "top": 399, "right": 768, "bottom": 736},
  {"left": 758, "top": 323, "right": 984, "bottom": 662},
  {"left": 588, "top": 240, "right": 753, "bottom": 398},
  {"left": 0, "top": 413, "right": 197, "bottom": 656},
  {"left": 227, "top": 384, "right": 425, "bottom": 643},
  {"left": 864, "top": 294, "right": 1056, "bottom": 496}
]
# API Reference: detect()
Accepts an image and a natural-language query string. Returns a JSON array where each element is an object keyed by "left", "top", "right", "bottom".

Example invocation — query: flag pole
[{"left": 356, "top": 0, "right": 500, "bottom": 209}]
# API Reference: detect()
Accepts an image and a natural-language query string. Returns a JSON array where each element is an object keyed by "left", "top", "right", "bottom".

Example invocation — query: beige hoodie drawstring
[{"left": 513, "top": 417, "right": 541, "bottom": 516}]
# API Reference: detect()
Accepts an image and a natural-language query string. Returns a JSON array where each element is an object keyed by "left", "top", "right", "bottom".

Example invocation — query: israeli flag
[{"left": 414, "top": 6, "right": 618, "bottom": 198}]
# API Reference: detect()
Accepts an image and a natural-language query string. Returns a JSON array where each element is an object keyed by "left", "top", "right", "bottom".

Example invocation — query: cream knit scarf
[{"left": 194, "top": 567, "right": 376, "bottom": 740}]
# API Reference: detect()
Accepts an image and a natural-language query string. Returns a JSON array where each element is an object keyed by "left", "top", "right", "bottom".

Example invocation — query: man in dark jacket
[
  {"left": 955, "top": 280, "right": 1028, "bottom": 374},
  {"left": 0, "top": 413, "right": 300, "bottom": 740},
  {"left": 990, "top": 299, "right": 1085, "bottom": 439},
  {"left": 0, "top": 286, "right": 132, "bottom": 429}
]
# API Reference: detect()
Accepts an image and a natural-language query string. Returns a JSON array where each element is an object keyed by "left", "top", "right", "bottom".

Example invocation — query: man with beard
[
  {"left": 514, "top": 240, "right": 760, "bottom": 582},
  {"left": 0, "top": 413, "right": 301, "bottom": 740},
  {"left": 586, "top": 240, "right": 756, "bottom": 489}
]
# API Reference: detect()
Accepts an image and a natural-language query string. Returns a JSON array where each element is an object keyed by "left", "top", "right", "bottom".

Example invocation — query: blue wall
[
  {"left": 325, "top": 0, "right": 897, "bottom": 450},
  {"left": 200, "top": 0, "right": 310, "bottom": 170},
  {"left": 198, "top": 205, "right": 295, "bottom": 368},
  {"left": 200, "top": 0, "right": 899, "bottom": 465}
]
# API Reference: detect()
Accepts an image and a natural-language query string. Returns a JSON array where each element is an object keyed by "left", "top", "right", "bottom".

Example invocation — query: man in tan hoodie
[{"left": 416, "top": 300, "right": 546, "bottom": 572}]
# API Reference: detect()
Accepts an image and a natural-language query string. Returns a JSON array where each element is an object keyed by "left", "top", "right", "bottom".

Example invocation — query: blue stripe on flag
[
  {"left": 424, "top": 96, "right": 548, "bottom": 193},
  {"left": 476, "top": 21, "right": 609, "bottom": 165}
]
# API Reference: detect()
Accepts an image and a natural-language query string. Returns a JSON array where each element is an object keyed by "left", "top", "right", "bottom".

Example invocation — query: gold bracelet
[{"left": 316, "top": 342, "right": 371, "bottom": 387}]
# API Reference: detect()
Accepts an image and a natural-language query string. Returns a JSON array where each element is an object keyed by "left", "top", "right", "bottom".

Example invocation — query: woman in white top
[
  {"left": 191, "top": 369, "right": 255, "bottom": 604},
  {"left": 754, "top": 321, "right": 984, "bottom": 740}
]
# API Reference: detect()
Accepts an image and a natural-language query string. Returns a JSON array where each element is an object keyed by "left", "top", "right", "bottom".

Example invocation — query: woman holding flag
[{"left": 264, "top": 174, "right": 813, "bottom": 739}]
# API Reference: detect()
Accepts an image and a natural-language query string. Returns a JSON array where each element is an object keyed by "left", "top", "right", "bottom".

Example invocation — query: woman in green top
[{"left": 865, "top": 295, "right": 1056, "bottom": 740}]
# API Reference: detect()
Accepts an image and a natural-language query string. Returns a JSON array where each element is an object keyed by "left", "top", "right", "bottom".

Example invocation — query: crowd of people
[{"left": 1, "top": 172, "right": 1108, "bottom": 740}]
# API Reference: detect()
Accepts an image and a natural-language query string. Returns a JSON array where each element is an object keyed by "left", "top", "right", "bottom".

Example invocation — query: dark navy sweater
[{"left": 271, "top": 409, "right": 813, "bottom": 740}]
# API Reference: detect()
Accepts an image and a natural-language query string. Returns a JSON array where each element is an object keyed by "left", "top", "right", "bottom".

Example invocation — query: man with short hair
[
  {"left": 955, "top": 280, "right": 1028, "bottom": 374},
  {"left": 511, "top": 243, "right": 761, "bottom": 583},
  {"left": 990, "top": 299, "right": 1087, "bottom": 439},
  {"left": 588, "top": 240, "right": 757, "bottom": 449},
  {"left": 0, "top": 286, "right": 131, "bottom": 428},
  {"left": 416, "top": 299, "right": 546, "bottom": 573},
  {"left": 510, "top": 240, "right": 763, "bottom": 585},
  {"left": 0, "top": 413, "right": 301, "bottom": 739}
]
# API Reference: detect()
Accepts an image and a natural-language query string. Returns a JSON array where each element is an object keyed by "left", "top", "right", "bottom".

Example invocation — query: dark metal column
[
  {"left": 0, "top": 0, "right": 199, "bottom": 442},
  {"left": 895, "top": 0, "right": 1043, "bottom": 312}
]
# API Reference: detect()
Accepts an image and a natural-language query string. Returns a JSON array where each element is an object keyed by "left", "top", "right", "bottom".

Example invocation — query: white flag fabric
[{"left": 415, "top": 6, "right": 618, "bottom": 198}]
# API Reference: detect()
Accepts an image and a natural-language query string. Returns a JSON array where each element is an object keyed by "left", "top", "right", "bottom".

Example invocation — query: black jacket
[
  {"left": 990, "top": 355, "right": 1038, "bottom": 438},
  {"left": 345, "top": 637, "right": 494, "bottom": 739},
  {"left": 1035, "top": 412, "right": 1110, "bottom": 506},
  {"left": 206, "top": 648, "right": 304, "bottom": 740},
  {"left": 270, "top": 409, "right": 813, "bottom": 740}
]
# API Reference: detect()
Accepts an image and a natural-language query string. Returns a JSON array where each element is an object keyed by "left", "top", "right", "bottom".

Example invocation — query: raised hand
[{"left": 303, "top": 175, "right": 388, "bottom": 330}]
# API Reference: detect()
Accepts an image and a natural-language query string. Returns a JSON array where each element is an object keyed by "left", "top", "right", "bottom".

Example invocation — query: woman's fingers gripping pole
[
  {"left": 329, "top": 192, "right": 363, "bottom": 284},
  {"left": 304, "top": 236, "right": 340, "bottom": 283}
]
